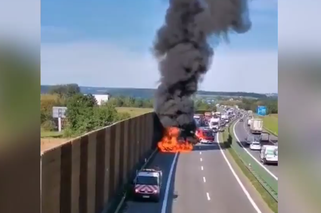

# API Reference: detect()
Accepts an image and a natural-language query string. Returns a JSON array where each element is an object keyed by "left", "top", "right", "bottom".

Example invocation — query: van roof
[{"left": 137, "top": 171, "right": 159, "bottom": 177}]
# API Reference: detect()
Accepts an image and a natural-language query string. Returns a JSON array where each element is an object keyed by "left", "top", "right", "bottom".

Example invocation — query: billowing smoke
[{"left": 153, "top": 0, "right": 251, "bottom": 134}]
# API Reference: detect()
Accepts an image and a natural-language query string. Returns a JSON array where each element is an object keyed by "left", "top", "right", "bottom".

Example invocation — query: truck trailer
[{"left": 250, "top": 118, "right": 263, "bottom": 134}]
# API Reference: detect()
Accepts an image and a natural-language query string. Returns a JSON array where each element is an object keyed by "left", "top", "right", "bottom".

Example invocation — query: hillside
[{"left": 41, "top": 85, "right": 268, "bottom": 99}]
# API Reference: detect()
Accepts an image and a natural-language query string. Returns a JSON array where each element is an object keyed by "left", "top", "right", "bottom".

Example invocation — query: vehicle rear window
[
  {"left": 136, "top": 176, "right": 158, "bottom": 185},
  {"left": 267, "top": 150, "right": 277, "bottom": 155}
]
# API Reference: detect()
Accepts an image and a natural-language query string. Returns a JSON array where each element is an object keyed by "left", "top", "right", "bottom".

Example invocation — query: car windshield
[
  {"left": 136, "top": 176, "right": 158, "bottom": 185},
  {"left": 252, "top": 142, "right": 260, "bottom": 145}
]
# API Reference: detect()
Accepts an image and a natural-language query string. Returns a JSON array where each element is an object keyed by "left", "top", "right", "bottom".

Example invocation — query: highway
[
  {"left": 121, "top": 133, "right": 272, "bottom": 213},
  {"left": 233, "top": 115, "right": 278, "bottom": 179}
]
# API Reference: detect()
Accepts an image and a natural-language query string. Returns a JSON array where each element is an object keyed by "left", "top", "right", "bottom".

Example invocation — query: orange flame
[{"left": 157, "top": 127, "right": 193, "bottom": 153}]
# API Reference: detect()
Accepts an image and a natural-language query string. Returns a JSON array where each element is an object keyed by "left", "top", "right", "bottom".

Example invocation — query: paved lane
[
  {"left": 123, "top": 132, "right": 272, "bottom": 213},
  {"left": 168, "top": 141, "right": 263, "bottom": 213},
  {"left": 233, "top": 116, "right": 279, "bottom": 178},
  {"left": 122, "top": 152, "right": 176, "bottom": 213}
]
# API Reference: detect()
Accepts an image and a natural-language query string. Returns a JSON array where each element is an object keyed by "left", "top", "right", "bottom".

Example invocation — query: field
[
  {"left": 116, "top": 107, "right": 153, "bottom": 117},
  {"left": 41, "top": 130, "right": 63, "bottom": 138},
  {"left": 41, "top": 129, "right": 71, "bottom": 153},
  {"left": 262, "top": 114, "right": 278, "bottom": 135}
]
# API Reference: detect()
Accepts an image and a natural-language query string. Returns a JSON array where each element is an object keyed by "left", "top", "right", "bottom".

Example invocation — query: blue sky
[{"left": 41, "top": 0, "right": 278, "bottom": 93}]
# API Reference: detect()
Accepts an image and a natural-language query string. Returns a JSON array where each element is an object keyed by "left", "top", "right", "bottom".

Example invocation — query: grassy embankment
[
  {"left": 115, "top": 107, "right": 153, "bottom": 117},
  {"left": 262, "top": 114, "right": 278, "bottom": 136}
]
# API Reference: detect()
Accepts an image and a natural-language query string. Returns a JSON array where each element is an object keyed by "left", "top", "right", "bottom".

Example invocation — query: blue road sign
[{"left": 257, "top": 106, "right": 267, "bottom": 116}]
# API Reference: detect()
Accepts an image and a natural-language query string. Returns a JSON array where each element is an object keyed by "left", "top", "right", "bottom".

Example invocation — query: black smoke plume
[{"left": 153, "top": 0, "right": 251, "bottom": 134}]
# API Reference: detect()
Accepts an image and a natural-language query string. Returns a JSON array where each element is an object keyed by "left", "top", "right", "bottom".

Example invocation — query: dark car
[{"left": 240, "top": 118, "right": 243, "bottom": 122}]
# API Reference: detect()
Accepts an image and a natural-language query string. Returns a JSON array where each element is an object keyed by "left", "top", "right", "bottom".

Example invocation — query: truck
[
  {"left": 247, "top": 118, "right": 252, "bottom": 126},
  {"left": 250, "top": 118, "right": 263, "bottom": 134},
  {"left": 221, "top": 114, "right": 228, "bottom": 123},
  {"left": 131, "top": 168, "right": 163, "bottom": 202},
  {"left": 209, "top": 117, "right": 220, "bottom": 132}
]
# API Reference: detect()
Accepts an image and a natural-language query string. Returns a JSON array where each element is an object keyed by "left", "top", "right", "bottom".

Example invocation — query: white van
[{"left": 260, "top": 145, "right": 278, "bottom": 165}]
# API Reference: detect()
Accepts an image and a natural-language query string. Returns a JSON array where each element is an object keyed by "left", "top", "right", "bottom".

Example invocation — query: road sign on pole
[
  {"left": 52, "top": 106, "right": 67, "bottom": 132},
  {"left": 257, "top": 106, "right": 267, "bottom": 116},
  {"left": 52, "top": 106, "right": 67, "bottom": 118}
]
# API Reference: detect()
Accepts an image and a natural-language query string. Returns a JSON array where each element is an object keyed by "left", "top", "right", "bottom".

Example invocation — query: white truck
[
  {"left": 260, "top": 145, "right": 278, "bottom": 165},
  {"left": 250, "top": 118, "right": 263, "bottom": 134},
  {"left": 247, "top": 118, "right": 252, "bottom": 126},
  {"left": 221, "top": 114, "right": 229, "bottom": 123},
  {"left": 209, "top": 117, "right": 220, "bottom": 132}
]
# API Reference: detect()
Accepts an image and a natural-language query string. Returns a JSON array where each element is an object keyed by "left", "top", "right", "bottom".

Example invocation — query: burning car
[
  {"left": 195, "top": 127, "right": 215, "bottom": 144},
  {"left": 158, "top": 127, "right": 194, "bottom": 152}
]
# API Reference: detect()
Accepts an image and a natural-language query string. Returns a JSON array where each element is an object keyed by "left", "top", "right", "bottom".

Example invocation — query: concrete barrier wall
[{"left": 41, "top": 112, "right": 159, "bottom": 213}]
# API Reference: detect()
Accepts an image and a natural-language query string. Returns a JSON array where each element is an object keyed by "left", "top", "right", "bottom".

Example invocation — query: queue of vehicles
[
  {"left": 193, "top": 109, "right": 236, "bottom": 144},
  {"left": 244, "top": 116, "right": 278, "bottom": 165}
]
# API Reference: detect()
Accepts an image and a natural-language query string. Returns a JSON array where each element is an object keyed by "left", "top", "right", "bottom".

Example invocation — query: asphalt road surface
[
  {"left": 233, "top": 116, "right": 278, "bottom": 179},
  {"left": 122, "top": 133, "right": 272, "bottom": 213}
]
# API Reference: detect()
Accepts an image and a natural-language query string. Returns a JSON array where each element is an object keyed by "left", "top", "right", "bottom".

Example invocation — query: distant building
[{"left": 93, "top": 94, "right": 110, "bottom": 105}]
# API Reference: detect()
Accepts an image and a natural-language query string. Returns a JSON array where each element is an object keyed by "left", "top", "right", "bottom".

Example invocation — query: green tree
[
  {"left": 49, "top": 84, "right": 80, "bottom": 99},
  {"left": 194, "top": 100, "right": 216, "bottom": 111},
  {"left": 107, "top": 97, "right": 124, "bottom": 107},
  {"left": 64, "top": 93, "right": 129, "bottom": 136},
  {"left": 239, "top": 98, "right": 278, "bottom": 114},
  {"left": 93, "top": 105, "right": 120, "bottom": 127},
  {"left": 65, "top": 94, "right": 97, "bottom": 134}
]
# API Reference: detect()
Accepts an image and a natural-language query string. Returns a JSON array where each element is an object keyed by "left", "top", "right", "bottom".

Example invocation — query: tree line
[
  {"left": 41, "top": 84, "right": 277, "bottom": 137},
  {"left": 219, "top": 98, "right": 278, "bottom": 114},
  {"left": 41, "top": 84, "right": 130, "bottom": 136},
  {"left": 107, "top": 96, "right": 218, "bottom": 111}
]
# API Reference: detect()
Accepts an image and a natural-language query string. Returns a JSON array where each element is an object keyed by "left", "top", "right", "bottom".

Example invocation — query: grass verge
[
  {"left": 221, "top": 123, "right": 278, "bottom": 213},
  {"left": 257, "top": 114, "right": 278, "bottom": 136},
  {"left": 41, "top": 130, "right": 64, "bottom": 138},
  {"left": 116, "top": 107, "right": 153, "bottom": 117}
]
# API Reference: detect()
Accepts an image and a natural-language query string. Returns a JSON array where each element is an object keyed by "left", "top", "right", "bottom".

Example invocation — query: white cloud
[{"left": 41, "top": 41, "right": 277, "bottom": 93}]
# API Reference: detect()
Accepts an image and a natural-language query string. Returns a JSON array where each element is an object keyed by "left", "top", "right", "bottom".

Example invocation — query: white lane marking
[
  {"left": 201, "top": 166, "right": 204, "bottom": 170},
  {"left": 199, "top": 151, "right": 202, "bottom": 155},
  {"left": 200, "top": 158, "right": 203, "bottom": 162},
  {"left": 161, "top": 152, "right": 179, "bottom": 213},
  {"left": 203, "top": 176, "right": 206, "bottom": 183},
  {"left": 206, "top": 192, "right": 211, "bottom": 201},
  {"left": 217, "top": 133, "right": 262, "bottom": 213},
  {"left": 234, "top": 117, "right": 278, "bottom": 180}
]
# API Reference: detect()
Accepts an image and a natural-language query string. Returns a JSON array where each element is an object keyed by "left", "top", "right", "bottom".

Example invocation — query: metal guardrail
[
  {"left": 263, "top": 127, "right": 278, "bottom": 137},
  {"left": 225, "top": 119, "right": 278, "bottom": 202}
]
